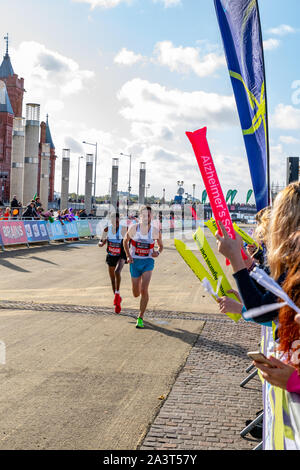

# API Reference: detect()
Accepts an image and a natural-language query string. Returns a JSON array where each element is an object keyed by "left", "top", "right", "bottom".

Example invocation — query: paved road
[
  {"left": 0, "top": 228, "right": 261, "bottom": 449},
  {"left": 0, "top": 229, "right": 233, "bottom": 314}
]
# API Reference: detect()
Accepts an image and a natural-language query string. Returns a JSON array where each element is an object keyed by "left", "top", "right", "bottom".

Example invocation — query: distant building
[{"left": 0, "top": 35, "right": 57, "bottom": 204}]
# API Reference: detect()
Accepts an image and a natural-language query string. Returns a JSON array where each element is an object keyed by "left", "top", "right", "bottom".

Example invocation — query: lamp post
[
  {"left": 162, "top": 188, "right": 166, "bottom": 205},
  {"left": 146, "top": 183, "right": 150, "bottom": 203},
  {"left": 77, "top": 156, "right": 84, "bottom": 204},
  {"left": 120, "top": 152, "right": 132, "bottom": 212},
  {"left": 82, "top": 141, "right": 97, "bottom": 202}
]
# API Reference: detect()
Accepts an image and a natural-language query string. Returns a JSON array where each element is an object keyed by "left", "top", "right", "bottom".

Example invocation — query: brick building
[{"left": 0, "top": 38, "right": 56, "bottom": 204}]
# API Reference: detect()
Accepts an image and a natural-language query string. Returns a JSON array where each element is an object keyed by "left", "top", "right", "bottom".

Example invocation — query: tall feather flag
[
  {"left": 246, "top": 189, "right": 253, "bottom": 204},
  {"left": 214, "top": 0, "right": 270, "bottom": 211},
  {"left": 225, "top": 189, "right": 232, "bottom": 203},
  {"left": 230, "top": 189, "right": 238, "bottom": 204}
]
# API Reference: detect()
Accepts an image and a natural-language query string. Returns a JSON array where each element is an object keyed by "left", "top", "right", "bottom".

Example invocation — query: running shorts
[{"left": 130, "top": 258, "right": 154, "bottom": 278}]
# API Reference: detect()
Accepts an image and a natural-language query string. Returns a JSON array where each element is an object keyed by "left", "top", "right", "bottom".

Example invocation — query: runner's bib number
[
  {"left": 107, "top": 241, "right": 121, "bottom": 256},
  {"left": 132, "top": 240, "right": 154, "bottom": 257}
]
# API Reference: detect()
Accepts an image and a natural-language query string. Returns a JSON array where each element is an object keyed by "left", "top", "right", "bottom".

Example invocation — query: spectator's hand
[
  {"left": 98, "top": 241, "right": 105, "bottom": 247},
  {"left": 246, "top": 244, "right": 257, "bottom": 257},
  {"left": 253, "top": 356, "right": 296, "bottom": 390},
  {"left": 217, "top": 296, "right": 243, "bottom": 315},
  {"left": 215, "top": 221, "right": 245, "bottom": 272},
  {"left": 226, "top": 289, "right": 242, "bottom": 303},
  {"left": 127, "top": 255, "right": 134, "bottom": 264},
  {"left": 152, "top": 250, "right": 160, "bottom": 258},
  {"left": 295, "top": 314, "right": 300, "bottom": 326},
  {"left": 215, "top": 221, "right": 242, "bottom": 259}
]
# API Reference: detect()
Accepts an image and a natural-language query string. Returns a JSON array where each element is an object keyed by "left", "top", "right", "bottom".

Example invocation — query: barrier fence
[
  {"left": 0, "top": 219, "right": 107, "bottom": 249},
  {"left": 261, "top": 325, "right": 300, "bottom": 450}
]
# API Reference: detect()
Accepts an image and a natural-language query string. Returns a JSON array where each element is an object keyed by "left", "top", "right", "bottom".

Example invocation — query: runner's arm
[
  {"left": 98, "top": 227, "right": 108, "bottom": 247},
  {"left": 123, "top": 225, "right": 135, "bottom": 262},
  {"left": 152, "top": 229, "right": 163, "bottom": 257}
]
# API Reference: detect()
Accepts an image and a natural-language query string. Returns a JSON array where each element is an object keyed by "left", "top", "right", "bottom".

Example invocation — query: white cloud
[
  {"left": 71, "top": 0, "right": 131, "bottom": 9},
  {"left": 263, "top": 38, "right": 280, "bottom": 51},
  {"left": 11, "top": 41, "right": 94, "bottom": 103},
  {"left": 114, "top": 48, "right": 144, "bottom": 66},
  {"left": 271, "top": 104, "right": 300, "bottom": 130},
  {"left": 130, "top": 122, "right": 175, "bottom": 142},
  {"left": 117, "top": 78, "right": 237, "bottom": 129},
  {"left": 267, "top": 24, "right": 297, "bottom": 36},
  {"left": 153, "top": 41, "right": 225, "bottom": 77},
  {"left": 279, "top": 135, "right": 300, "bottom": 145},
  {"left": 44, "top": 99, "right": 65, "bottom": 113},
  {"left": 153, "top": 0, "right": 181, "bottom": 7}
]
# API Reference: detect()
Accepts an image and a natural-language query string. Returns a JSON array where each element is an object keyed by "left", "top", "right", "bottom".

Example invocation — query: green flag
[
  {"left": 230, "top": 190, "right": 238, "bottom": 204},
  {"left": 226, "top": 190, "right": 232, "bottom": 203},
  {"left": 201, "top": 190, "right": 207, "bottom": 204},
  {"left": 246, "top": 189, "right": 253, "bottom": 204}
]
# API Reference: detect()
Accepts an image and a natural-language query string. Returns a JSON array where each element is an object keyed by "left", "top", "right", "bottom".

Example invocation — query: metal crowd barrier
[
  {"left": 0, "top": 218, "right": 106, "bottom": 250},
  {"left": 240, "top": 325, "right": 300, "bottom": 450}
]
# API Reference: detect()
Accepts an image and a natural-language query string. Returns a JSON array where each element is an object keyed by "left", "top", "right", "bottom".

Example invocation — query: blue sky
[{"left": 1, "top": 0, "right": 300, "bottom": 203}]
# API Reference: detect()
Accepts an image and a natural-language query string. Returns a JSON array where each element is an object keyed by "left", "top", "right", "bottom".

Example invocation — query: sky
[{"left": 1, "top": 0, "right": 300, "bottom": 203}]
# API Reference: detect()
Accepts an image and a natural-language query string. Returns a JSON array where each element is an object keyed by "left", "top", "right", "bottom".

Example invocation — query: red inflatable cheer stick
[{"left": 186, "top": 127, "right": 247, "bottom": 265}]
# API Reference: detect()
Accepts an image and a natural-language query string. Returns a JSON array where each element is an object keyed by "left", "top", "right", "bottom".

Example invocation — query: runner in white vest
[
  {"left": 123, "top": 206, "right": 163, "bottom": 329},
  {"left": 98, "top": 212, "right": 127, "bottom": 313}
]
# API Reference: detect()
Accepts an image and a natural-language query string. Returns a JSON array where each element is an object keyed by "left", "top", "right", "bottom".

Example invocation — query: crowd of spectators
[
  {"left": 0, "top": 195, "right": 96, "bottom": 221},
  {"left": 216, "top": 181, "right": 300, "bottom": 395}
]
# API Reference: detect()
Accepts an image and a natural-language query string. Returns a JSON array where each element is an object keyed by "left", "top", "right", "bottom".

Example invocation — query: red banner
[
  {"left": 0, "top": 221, "right": 28, "bottom": 245},
  {"left": 186, "top": 127, "right": 247, "bottom": 262}
]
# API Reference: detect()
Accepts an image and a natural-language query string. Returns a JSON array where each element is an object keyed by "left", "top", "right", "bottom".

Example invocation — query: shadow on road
[
  {"left": 127, "top": 318, "right": 203, "bottom": 347},
  {"left": 0, "top": 259, "right": 31, "bottom": 273}
]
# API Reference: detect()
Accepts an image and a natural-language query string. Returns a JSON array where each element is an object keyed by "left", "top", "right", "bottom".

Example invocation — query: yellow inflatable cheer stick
[
  {"left": 205, "top": 218, "right": 218, "bottom": 236},
  {"left": 206, "top": 217, "right": 262, "bottom": 251},
  {"left": 174, "top": 239, "right": 219, "bottom": 302},
  {"left": 233, "top": 223, "right": 262, "bottom": 251},
  {"left": 193, "top": 226, "right": 241, "bottom": 322}
]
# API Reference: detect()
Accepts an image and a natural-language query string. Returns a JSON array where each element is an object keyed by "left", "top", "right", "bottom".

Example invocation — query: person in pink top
[{"left": 254, "top": 231, "right": 300, "bottom": 394}]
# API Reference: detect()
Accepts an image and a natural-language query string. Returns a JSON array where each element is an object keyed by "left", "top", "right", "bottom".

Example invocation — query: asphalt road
[{"left": 0, "top": 232, "right": 219, "bottom": 449}]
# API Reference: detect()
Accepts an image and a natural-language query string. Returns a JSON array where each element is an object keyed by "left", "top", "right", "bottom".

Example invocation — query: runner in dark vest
[{"left": 98, "top": 213, "right": 127, "bottom": 313}]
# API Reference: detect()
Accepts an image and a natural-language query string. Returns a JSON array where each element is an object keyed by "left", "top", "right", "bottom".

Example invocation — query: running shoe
[
  {"left": 136, "top": 317, "right": 144, "bottom": 329},
  {"left": 114, "top": 293, "right": 122, "bottom": 314}
]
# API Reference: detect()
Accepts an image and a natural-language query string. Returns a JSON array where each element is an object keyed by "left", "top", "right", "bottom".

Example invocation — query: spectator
[
  {"left": 10, "top": 195, "right": 19, "bottom": 209},
  {"left": 3, "top": 207, "right": 10, "bottom": 220},
  {"left": 216, "top": 181, "right": 300, "bottom": 326},
  {"left": 22, "top": 202, "right": 38, "bottom": 219},
  {"left": 253, "top": 233, "right": 300, "bottom": 393},
  {"left": 79, "top": 209, "right": 87, "bottom": 218},
  {"left": 35, "top": 197, "right": 42, "bottom": 208},
  {"left": 40, "top": 208, "right": 54, "bottom": 222}
]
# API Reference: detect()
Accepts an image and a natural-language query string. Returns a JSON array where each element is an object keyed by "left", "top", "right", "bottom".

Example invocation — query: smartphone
[{"left": 247, "top": 351, "right": 276, "bottom": 368}]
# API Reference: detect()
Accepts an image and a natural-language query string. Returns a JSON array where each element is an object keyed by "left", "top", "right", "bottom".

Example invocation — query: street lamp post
[
  {"left": 82, "top": 141, "right": 97, "bottom": 202},
  {"left": 120, "top": 152, "right": 132, "bottom": 213},
  {"left": 77, "top": 156, "right": 84, "bottom": 204},
  {"left": 146, "top": 183, "right": 150, "bottom": 203},
  {"left": 192, "top": 184, "right": 196, "bottom": 202}
]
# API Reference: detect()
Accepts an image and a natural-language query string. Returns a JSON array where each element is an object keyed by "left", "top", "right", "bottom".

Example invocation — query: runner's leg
[
  {"left": 114, "top": 258, "right": 125, "bottom": 292},
  {"left": 139, "top": 270, "right": 152, "bottom": 319},
  {"left": 108, "top": 265, "right": 116, "bottom": 293},
  {"left": 114, "top": 258, "right": 125, "bottom": 313},
  {"left": 131, "top": 276, "right": 142, "bottom": 298}
]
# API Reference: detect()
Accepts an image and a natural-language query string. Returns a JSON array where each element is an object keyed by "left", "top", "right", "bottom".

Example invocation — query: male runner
[
  {"left": 98, "top": 213, "right": 127, "bottom": 313},
  {"left": 123, "top": 206, "right": 163, "bottom": 328}
]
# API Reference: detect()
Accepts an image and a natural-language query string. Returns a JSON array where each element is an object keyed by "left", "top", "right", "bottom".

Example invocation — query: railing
[{"left": 0, "top": 218, "right": 105, "bottom": 250}]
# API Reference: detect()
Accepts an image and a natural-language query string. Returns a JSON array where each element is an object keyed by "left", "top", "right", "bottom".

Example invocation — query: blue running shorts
[{"left": 130, "top": 258, "right": 155, "bottom": 278}]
